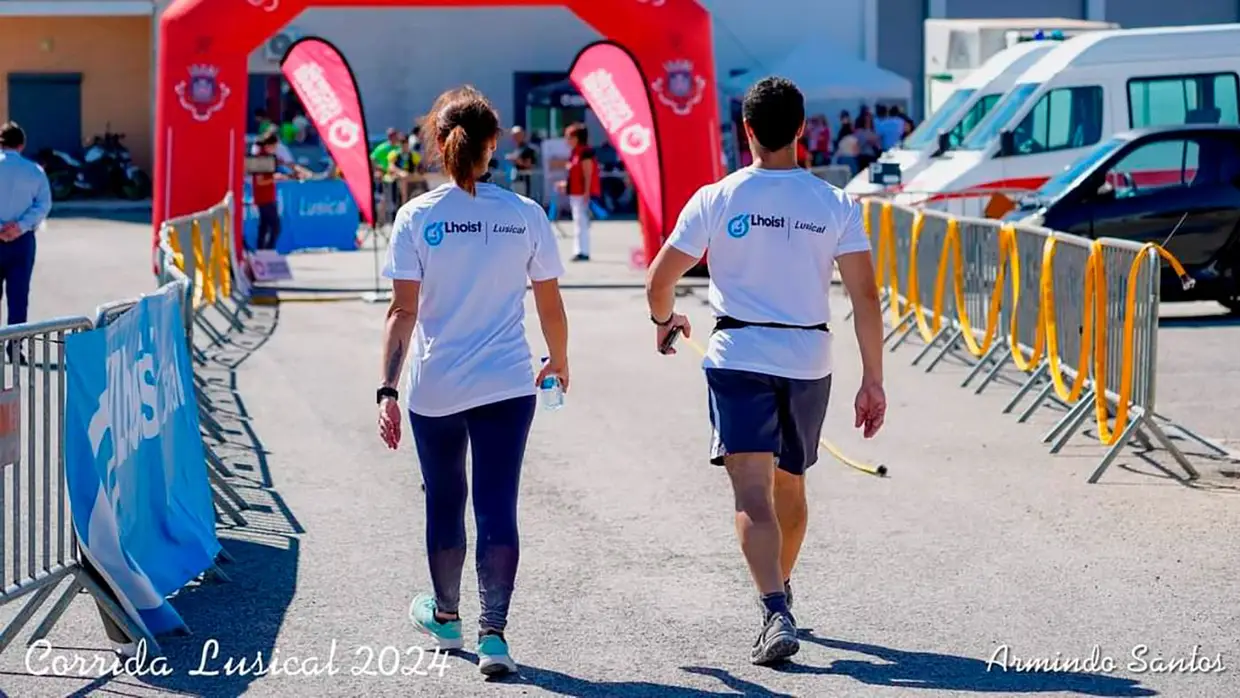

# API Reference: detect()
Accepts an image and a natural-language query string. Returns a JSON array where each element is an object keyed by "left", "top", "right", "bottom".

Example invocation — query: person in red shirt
[
  {"left": 796, "top": 136, "right": 811, "bottom": 169},
  {"left": 562, "top": 123, "right": 600, "bottom": 262},
  {"left": 252, "top": 130, "right": 288, "bottom": 250}
]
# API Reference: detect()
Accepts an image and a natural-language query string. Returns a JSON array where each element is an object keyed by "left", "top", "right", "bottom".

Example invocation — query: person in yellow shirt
[{"left": 386, "top": 139, "right": 427, "bottom": 205}]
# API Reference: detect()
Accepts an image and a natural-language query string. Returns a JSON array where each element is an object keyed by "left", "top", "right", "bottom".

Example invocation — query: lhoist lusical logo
[
  {"left": 727, "top": 214, "right": 751, "bottom": 238},
  {"left": 424, "top": 221, "right": 445, "bottom": 247},
  {"left": 652, "top": 60, "right": 706, "bottom": 116},
  {"left": 175, "top": 64, "right": 230, "bottom": 122}
]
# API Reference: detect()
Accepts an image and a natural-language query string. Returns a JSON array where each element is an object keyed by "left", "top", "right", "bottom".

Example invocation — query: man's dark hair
[
  {"left": 257, "top": 128, "right": 280, "bottom": 147},
  {"left": 876, "top": 104, "right": 889, "bottom": 117},
  {"left": 0, "top": 122, "right": 25, "bottom": 149},
  {"left": 741, "top": 77, "right": 805, "bottom": 151},
  {"left": 889, "top": 105, "right": 903, "bottom": 116}
]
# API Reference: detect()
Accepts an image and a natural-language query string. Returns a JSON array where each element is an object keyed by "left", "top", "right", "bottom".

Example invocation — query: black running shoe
[{"left": 750, "top": 611, "right": 799, "bottom": 665}]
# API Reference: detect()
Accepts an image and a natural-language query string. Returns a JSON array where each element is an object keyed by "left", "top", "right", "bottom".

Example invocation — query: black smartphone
[{"left": 659, "top": 325, "right": 683, "bottom": 355}]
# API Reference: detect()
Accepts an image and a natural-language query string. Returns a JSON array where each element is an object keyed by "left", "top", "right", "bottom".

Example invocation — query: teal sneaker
[
  {"left": 477, "top": 632, "right": 517, "bottom": 676},
  {"left": 408, "top": 594, "right": 464, "bottom": 650}
]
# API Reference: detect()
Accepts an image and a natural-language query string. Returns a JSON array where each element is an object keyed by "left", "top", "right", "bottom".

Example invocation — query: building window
[
  {"left": 1128, "top": 73, "right": 1240, "bottom": 128},
  {"left": 1011, "top": 85, "right": 1104, "bottom": 155}
]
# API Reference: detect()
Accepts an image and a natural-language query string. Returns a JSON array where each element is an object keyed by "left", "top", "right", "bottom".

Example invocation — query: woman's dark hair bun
[{"left": 423, "top": 86, "right": 501, "bottom": 195}]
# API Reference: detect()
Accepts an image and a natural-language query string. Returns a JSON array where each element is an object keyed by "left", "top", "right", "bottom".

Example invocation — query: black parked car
[{"left": 1006, "top": 125, "right": 1240, "bottom": 313}]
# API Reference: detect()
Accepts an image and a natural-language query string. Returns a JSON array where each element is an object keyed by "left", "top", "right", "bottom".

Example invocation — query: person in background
[
  {"left": 644, "top": 76, "right": 885, "bottom": 665},
  {"left": 0, "top": 122, "right": 50, "bottom": 364},
  {"left": 833, "top": 110, "right": 854, "bottom": 154},
  {"left": 835, "top": 129, "right": 861, "bottom": 175},
  {"left": 292, "top": 112, "right": 311, "bottom": 144},
  {"left": 387, "top": 138, "right": 426, "bottom": 204},
  {"left": 372, "top": 127, "right": 403, "bottom": 173},
  {"left": 408, "top": 124, "right": 422, "bottom": 153},
  {"left": 875, "top": 104, "right": 905, "bottom": 152},
  {"left": 505, "top": 126, "right": 538, "bottom": 199},
  {"left": 807, "top": 115, "right": 831, "bottom": 167},
  {"left": 377, "top": 84, "right": 569, "bottom": 678},
  {"left": 254, "top": 108, "right": 275, "bottom": 135},
  {"left": 561, "top": 123, "right": 599, "bottom": 262},
  {"left": 892, "top": 105, "right": 915, "bottom": 138},
  {"left": 795, "top": 135, "right": 811, "bottom": 169},
  {"left": 372, "top": 128, "right": 405, "bottom": 224},
  {"left": 252, "top": 126, "right": 309, "bottom": 179},
  {"left": 853, "top": 112, "right": 882, "bottom": 174},
  {"left": 252, "top": 130, "right": 289, "bottom": 251}
]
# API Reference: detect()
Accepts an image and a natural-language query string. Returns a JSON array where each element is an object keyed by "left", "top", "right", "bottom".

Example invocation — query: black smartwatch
[
  {"left": 377, "top": 386, "right": 399, "bottom": 404},
  {"left": 651, "top": 312, "right": 673, "bottom": 327}
]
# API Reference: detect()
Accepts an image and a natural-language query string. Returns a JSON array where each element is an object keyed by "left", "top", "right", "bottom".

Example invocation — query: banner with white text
[{"left": 64, "top": 283, "right": 220, "bottom": 637}]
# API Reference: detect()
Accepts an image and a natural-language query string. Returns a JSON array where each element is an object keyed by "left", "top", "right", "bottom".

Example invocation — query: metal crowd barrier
[
  {"left": 157, "top": 194, "right": 252, "bottom": 526},
  {"left": 0, "top": 193, "right": 253, "bottom": 657},
  {"left": 861, "top": 197, "right": 1230, "bottom": 483},
  {"left": 890, "top": 187, "right": 1037, "bottom": 221}
]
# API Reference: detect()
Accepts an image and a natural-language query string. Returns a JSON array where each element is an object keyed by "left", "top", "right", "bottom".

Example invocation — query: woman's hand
[
  {"left": 535, "top": 356, "right": 570, "bottom": 394},
  {"left": 378, "top": 397, "right": 402, "bottom": 449}
]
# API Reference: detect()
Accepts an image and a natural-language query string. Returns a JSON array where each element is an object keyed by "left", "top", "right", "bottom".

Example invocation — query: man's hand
[
  {"left": 0, "top": 223, "right": 20, "bottom": 242},
  {"left": 378, "top": 397, "right": 402, "bottom": 449},
  {"left": 854, "top": 380, "right": 886, "bottom": 439},
  {"left": 654, "top": 313, "right": 691, "bottom": 355}
]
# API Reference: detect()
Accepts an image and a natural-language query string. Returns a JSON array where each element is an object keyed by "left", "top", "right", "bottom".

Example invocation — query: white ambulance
[
  {"left": 845, "top": 40, "right": 1058, "bottom": 196},
  {"left": 898, "top": 24, "right": 1240, "bottom": 209}
]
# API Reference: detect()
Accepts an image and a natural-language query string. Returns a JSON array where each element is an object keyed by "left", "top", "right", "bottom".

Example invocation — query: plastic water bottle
[{"left": 539, "top": 356, "right": 564, "bottom": 411}]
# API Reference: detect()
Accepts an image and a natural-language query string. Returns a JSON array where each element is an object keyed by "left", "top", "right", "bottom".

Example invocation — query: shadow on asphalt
[
  {"left": 488, "top": 662, "right": 796, "bottom": 696},
  {"left": 135, "top": 301, "right": 301, "bottom": 696},
  {"left": 758, "top": 632, "right": 1158, "bottom": 696}
]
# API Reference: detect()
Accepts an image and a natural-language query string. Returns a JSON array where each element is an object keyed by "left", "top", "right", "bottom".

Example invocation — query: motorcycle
[
  {"left": 83, "top": 131, "right": 152, "bottom": 200},
  {"left": 34, "top": 149, "right": 91, "bottom": 201}
]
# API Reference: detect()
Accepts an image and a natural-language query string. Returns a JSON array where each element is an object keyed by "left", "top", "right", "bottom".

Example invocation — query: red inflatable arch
[{"left": 154, "top": 0, "right": 723, "bottom": 263}]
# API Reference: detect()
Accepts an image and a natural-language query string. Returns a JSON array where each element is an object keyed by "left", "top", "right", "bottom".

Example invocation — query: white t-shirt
[
  {"left": 382, "top": 182, "right": 565, "bottom": 416},
  {"left": 666, "top": 166, "right": 872, "bottom": 381}
]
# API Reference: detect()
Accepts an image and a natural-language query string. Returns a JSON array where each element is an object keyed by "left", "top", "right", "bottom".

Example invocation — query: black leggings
[{"left": 408, "top": 395, "right": 536, "bottom": 632}]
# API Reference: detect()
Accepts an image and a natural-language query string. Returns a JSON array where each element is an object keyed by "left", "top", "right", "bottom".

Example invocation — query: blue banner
[
  {"left": 64, "top": 283, "right": 220, "bottom": 637},
  {"left": 242, "top": 179, "right": 360, "bottom": 254}
]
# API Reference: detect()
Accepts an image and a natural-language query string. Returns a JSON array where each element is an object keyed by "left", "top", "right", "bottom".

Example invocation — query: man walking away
[
  {"left": 0, "top": 122, "right": 51, "bottom": 364},
  {"left": 644, "top": 77, "right": 887, "bottom": 665}
]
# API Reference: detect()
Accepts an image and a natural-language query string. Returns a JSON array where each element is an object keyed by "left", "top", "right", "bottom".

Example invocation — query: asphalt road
[{"left": 0, "top": 215, "right": 1237, "bottom": 697}]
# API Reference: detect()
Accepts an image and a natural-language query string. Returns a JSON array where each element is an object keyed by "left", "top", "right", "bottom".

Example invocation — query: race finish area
[
  {"left": 154, "top": 0, "right": 723, "bottom": 275},
  {"left": 2, "top": 218, "right": 1236, "bottom": 697}
]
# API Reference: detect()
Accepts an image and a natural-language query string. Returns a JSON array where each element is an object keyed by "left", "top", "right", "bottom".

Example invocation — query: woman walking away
[{"left": 377, "top": 85, "right": 569, "bottom": 677}]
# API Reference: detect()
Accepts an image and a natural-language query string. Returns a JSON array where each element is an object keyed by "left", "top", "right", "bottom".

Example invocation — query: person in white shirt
[
  {"left": 376, "top": 85, "right": 569, "bottom": 677},
  {"left": 645, "top": 76, "right": 887, "bottom": 665}
]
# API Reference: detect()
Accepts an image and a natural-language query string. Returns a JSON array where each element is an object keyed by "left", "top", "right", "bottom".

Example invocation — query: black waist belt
[{"left": 713, "top": 316, "right": 830, "bottom": 333}]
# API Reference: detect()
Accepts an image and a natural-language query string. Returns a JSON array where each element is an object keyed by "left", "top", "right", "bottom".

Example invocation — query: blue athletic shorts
[{"left": 705, "top": 368, "right": 833, "bottom": 475}]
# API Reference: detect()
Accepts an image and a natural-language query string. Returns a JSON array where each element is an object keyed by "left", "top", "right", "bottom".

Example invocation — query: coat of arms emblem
[
  {"left": 651, "top": 60, "right": 706, "bottom": 116},
  {"left": 175, "top": 65, "right": 230, "bottom": 122}
]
